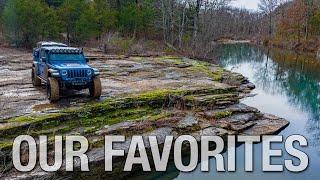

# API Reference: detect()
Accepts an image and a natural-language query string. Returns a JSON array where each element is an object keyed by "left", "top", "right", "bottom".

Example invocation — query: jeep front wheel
[
  {"left": 47, "top": 77, "right": 60, "bottom": 102},
  {"left": 89, "top": 77, "right": 102, "bottom": 98},
  {"left": 32, "top": 68, "right": 41, "bottom": 86}
]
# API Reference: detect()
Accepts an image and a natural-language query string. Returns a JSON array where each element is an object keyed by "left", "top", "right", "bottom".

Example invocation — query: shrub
[{"left": 2, "top": 0, "right": 60, "bottom": 47}]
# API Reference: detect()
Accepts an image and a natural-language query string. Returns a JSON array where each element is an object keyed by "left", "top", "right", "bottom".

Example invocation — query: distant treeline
[
  {"left": 273, "top": 0, "right": 320, "bottom": 39},
  {"left": 0, "top": 0, "right": 260, "bottom": 52},
  {"left": 266, "top": 0, "right": 320, "bottom": 52},
  {"left": 1, "top": 0, "right": 318, "bottom": 54},
  {"left": 0, "top": 0, "right": 155, "bottom": 47}
]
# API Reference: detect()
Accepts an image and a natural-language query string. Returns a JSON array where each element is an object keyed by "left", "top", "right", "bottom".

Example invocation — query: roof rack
[
  {"left": 43, "top": 47, "right": 83, "bottom": 54},
  {"left": 37, "top": 41, "right": 68, "bottom": 48}
]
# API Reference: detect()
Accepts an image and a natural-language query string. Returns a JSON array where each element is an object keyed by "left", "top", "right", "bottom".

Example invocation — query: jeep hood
[{"left": 51, "top": 61, "right": 91, "bottom": 69}]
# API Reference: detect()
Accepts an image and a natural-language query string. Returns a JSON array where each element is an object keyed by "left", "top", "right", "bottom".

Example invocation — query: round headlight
[
  {"left": 61, "top": 70, "right": 68, "bottom": 76},
  {"left": 87, "top": 69, "right": 92, "bottom": 76}
]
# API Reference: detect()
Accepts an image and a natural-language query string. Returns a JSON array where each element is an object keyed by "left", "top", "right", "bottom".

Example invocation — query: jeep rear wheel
[
  {"left": 32, "top": 68, "right": 41, "bottom": 86},
  {"left": 89, "top": 77, "right": 102, "bottom": 98},
  {"left": 47, "top": 77, "right": 60, "bottom": 102}
]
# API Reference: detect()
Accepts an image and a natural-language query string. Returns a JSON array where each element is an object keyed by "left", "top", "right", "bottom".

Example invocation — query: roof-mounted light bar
[{"left": 51, "top": 48, "right": 82, "bottom": 54}]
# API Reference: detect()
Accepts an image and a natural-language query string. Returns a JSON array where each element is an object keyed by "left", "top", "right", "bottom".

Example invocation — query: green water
[{"left": 133, "top": 44, "right": 320, "bottom": 180}]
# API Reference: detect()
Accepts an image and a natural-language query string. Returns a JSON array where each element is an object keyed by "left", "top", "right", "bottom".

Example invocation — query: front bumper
[
  {"left": 62, "top": 77, "right": 92, "bottom": 86},
  {"left": 58, "top": 75, "right": 93, "bottom": 90}
]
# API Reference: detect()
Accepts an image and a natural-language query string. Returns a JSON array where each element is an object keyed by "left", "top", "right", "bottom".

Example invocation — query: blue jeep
[{"left": 32, "top": 42, "right": 101, "bottom": 101}]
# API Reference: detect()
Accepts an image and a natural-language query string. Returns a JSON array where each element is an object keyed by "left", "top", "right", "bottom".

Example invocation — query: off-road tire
[
  {"left": 89, "top": 77, "right": 102, "bottom": 98},
  {"left": 32, "top": 67, "right": 41, "bottom": 86},
  {"left": 47, "top": 77, "right": 60, "bottom": 102}
]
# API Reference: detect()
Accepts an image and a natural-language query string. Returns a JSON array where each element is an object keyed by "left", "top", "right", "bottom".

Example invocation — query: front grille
[{"left": 67, "top": 69, "right": 87, "bottom": 78}]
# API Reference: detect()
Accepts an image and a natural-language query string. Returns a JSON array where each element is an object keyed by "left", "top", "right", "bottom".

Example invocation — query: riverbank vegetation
[
  {"left": 0, "top": 0, "right": 319, "bottom": 56},
  {"left": 260, "top": 0, "right": 320, "bottom": 53},
  {"left": 0, "top": 0, "right": 260, "bottom": 59}
]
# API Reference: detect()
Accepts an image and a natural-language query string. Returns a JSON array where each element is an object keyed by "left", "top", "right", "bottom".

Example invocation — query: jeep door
[{"left": 39, "top": 49, "right": 48, "bottom": 80}]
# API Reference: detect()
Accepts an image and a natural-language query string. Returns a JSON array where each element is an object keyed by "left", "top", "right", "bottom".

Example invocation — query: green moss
[
  {"left": 90, "top": 138, "right": 105, "bottom": 148},
  {"left": 9, "top": 113, "right": 68, "bottom": 124},
  {"left": 162, "top": 56, "right": 183, "bottom": 63},
  {"left": 190, "top": 61, "right": 224, "bottom": 81},
  {"left": 146, "top": 111, "right": 173, "bottom": 121},
  {"left": 214, "top": 111, "right": 232, "bottom": 119},
  {"left": 158, "top": 56, "right": 182, "bottom": 60},
  {"left": 0, "top": 86, "right": 237, "bottom": 140},
  {"left": 211, "top": 68, "right": 224, "bottom": 81},
  {"left": 0, "top": 140, "right": 13, "bottom": 151},
  {"left": 184, "top": 93, "right": 238, "bottom": 107},
  {"left": 0, "top": 106, "right": 160, "bottom": 151},
  {"left": 11, "top": 116, "right": 34, "bottom": 122},
  {"left": 33, "top": 126, "right": 72, "bottom": 136}
]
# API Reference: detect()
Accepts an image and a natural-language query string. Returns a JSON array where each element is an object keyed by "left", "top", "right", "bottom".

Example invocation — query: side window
[{"left": 41, "top": 50, "right": 47, "bottom": 62}]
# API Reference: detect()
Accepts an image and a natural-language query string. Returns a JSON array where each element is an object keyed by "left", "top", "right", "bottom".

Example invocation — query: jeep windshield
[{"left": 49, "top": 53, "right": 85, "bottom": 63}]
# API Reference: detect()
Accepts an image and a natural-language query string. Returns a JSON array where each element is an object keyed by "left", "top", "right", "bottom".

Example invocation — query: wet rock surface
[
  {"left": 0, "top": 48, "right": 289, "bottom": 179},
  {"left": 176, "top": 113, "right": 198, "bottom": 129},
  {"left": 0, "top": 49, "right": 239, "bottom": 120}
]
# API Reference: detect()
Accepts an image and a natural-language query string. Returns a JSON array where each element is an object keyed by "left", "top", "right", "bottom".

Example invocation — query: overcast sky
[{"left": 230, "top": 0, "right": 260, "bottom": 10}]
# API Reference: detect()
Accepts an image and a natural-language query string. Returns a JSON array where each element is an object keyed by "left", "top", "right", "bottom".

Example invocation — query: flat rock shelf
[{"left": 0, "top": 49, "right": 289, "bottom": 179}]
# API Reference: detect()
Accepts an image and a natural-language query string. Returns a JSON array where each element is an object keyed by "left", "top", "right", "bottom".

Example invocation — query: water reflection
[
  {"left": 214, "top": 44, "right": 320, "bottom": 148},
  {"left": 176, "top": 44, "right": 320, "bottom": 180}
]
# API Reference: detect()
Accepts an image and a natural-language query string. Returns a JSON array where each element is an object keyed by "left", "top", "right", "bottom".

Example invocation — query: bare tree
[
  {"left": 258, "top": 0, "right": 280, "bottom": 36},
  {"left": 159, "top": 0, "right": 261, "bottom": 56},
  {"left": 178, "top": 0, "right": 188, "bottom": 48},
  {"left": 303, "top": 0, "right": 315, "bottom": 39},
  {"left": 160, "top": 0, "right": 175, "bottom": 44}
]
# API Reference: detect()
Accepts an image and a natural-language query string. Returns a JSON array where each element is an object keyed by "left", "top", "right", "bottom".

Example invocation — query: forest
[{"left": 0, "top": 0, "right": 320, "bottom": 55}]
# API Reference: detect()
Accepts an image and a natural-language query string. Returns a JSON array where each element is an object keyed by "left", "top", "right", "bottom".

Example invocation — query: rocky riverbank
[{"left": 0, "top": 49, "right": 289, "bottom": 179}]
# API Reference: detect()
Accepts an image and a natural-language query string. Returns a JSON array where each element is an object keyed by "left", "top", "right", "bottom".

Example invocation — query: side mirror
[
  {"left": 85, "top": 57, "right": 89, "bottom": 63},
  {"left": 41, "top": 57, "right": 47, "bottom": 62},
  {"left": 33, "top": 49, "right": 39, "bottom": 58}
]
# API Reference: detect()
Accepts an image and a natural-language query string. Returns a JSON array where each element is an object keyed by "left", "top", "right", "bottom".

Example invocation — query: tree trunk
[
  {"left": 161, "top": 0, "right": 167, "bottom": 43},
  {"left": 67, "top": 27, "right": 70, "bottom": 46},
  {"left": 269, "top": 13, "right": 272, "bottom": 36},
  {"left": 116, "top": 0, "right": 121, "bottom": 10},
  {"left": 179, "top": 3, "right": 187, "bottom": 48},
  {"left": 193, "top": 0, "right": 202, "bottom": 46},
  {"left": 169, "top": 0, "right": 174, "bottom": 44}
]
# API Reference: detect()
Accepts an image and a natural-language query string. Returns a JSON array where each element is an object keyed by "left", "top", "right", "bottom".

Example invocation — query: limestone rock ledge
[{"left": 0, "top": 55, "right": 289, "bottom": 179}]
